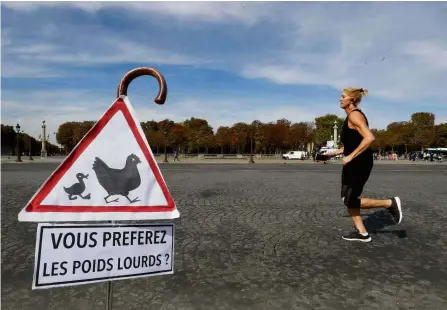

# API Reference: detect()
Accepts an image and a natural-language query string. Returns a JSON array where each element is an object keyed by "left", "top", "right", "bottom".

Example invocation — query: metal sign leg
[
  {"left": 106, "top": 280, "right": 113, "bottom": 310},
  {"left": 106, "top": 220, "right": 115, "bottom": 310}
]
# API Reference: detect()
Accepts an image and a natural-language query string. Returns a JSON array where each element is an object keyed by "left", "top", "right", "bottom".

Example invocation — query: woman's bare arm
[{"left": 328, "top": 146, "right": 344, "bottom": 157}]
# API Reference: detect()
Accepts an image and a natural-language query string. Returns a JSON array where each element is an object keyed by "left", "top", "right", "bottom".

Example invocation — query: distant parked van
[{"left": 282, "top": 150, "right": 307, "bottom": 160}]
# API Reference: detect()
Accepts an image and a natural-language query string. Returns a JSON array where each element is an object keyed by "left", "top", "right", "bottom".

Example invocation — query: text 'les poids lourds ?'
[
  {"left": 51, "top": 229, "right": 168, "bottom": 250},
  {"left": 41, "top": 253, "right": 170, "bottom": 278}
]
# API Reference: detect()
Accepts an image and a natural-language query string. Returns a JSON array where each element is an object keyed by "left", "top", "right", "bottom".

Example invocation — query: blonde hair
[{"left": 343, "top": 87, "right": 368, "bottom": 106}]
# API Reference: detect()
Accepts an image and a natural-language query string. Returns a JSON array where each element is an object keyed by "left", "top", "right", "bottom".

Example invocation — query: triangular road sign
[{"left": 18, "top": 96, "right": 180, "bottom": 222}]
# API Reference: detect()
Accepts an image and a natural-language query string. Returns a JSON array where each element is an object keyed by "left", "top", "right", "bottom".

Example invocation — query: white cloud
[
  {"left": 1, "top": 31, "right": 202, "bottom": 78},
  {"left": 1, "top": 92, "right": 110, "bottom": 145},
  {"left": 1, "top": 87, "right": 333, "bottom": 144},
  {"left": 8, "top": 39, "right": 200, "bottom": 66},
  {"left": 2, "top": 1, "right": 267, "bottom": 24},
  {"left": 1, "top": 2, "right": 103, "bottom": 12},
  {"left": 401, "top": 40, "right": 447, "bottom": 70},
  {"left": 2, "top": 2, "right": 447, "bottom": 109},
  {"left": 121, "top": 2, "right": 265, "bottom": 24},
  {"left": 1, "top": 62, "right": 63, "bottom": 78},
  {"left": 237, "top": 3, "right": 447, "bottom": 102}
]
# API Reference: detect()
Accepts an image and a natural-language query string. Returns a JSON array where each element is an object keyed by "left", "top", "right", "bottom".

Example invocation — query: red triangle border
[{"left": 25, "top": 98, "right": 176, "bottom": 213}]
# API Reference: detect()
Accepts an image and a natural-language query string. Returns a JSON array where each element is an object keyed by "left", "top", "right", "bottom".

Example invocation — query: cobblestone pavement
[{"left": 2, "top": 163, "right": 447, "bottom": 310}]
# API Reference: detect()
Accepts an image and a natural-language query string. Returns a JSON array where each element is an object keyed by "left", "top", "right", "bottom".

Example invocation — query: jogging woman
[{"left": 328, "top": 87, "right": 402, "bottom": 242}]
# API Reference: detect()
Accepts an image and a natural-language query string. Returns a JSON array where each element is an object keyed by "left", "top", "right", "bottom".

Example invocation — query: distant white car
[{"left": 282, "top": 150, "right": 307, "bottom": 160}]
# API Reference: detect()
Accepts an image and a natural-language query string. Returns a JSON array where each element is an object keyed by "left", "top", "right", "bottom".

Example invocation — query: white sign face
[
  {"left": 32, "top": 223, "right": 174, "bottom": 289},
  {"left": 18, "top": 96, "right": 180, "bottom": 222}
]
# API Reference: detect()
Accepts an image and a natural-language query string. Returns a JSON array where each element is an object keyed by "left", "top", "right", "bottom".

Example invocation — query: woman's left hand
[{"left": 342, "top": 155, "right": 353, "bottom": 166}]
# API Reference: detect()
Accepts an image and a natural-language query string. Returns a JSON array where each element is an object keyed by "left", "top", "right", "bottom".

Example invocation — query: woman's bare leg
[
  {"left": 349, "top": 197, "right": 400, "bottom": 234},
  {"left": 360, "top": 198, "right": 392, "bottom": 209},
  {"left": 347, "top": 208, "right": 367, "bottom": 233}
]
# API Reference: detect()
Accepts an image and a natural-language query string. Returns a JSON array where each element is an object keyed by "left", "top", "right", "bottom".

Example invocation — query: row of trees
[
  {"left": 52, "top": 112, "right": 446, "bottom": 156},
  {"left": 1, "top": 124, "right": 60, "bottom": 156},
  {"left": 372, "top": 112, "right": 447, "bottom": 155},
  {"left": 55, "top": 117, "right": 317, "bottom": 155}
]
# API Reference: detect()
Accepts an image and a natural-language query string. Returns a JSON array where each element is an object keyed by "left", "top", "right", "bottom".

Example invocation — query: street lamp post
[
  {"left": 29, "top": 136, "right": 33, "bottom": 160},
  {"left": 163, "top": 128, "right": 169, "bottom": 163},
  {"left": 40, "top": 120, "right": 48, "bottom": 158},
  {"left": 15, "top": 123, "right": 22, "bottom": 163},
  {"left": 248, "top": 134, "right": 255, "bottom": 164},
  {"left": 53, "top": 132, "right": 60, "bottom": 155}
]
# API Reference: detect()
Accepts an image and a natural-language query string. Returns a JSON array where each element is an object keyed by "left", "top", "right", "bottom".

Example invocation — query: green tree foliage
[
  {"left": 73, "top": 121, "right": 95, "bottom": 144},
  {"left": 409, "top": 112, "right": 436, "bottom": 150},
  {"left": 229, "top": 122, "right": 249, "bottom": 154},
  {"left": 183, "top": 118, "right": 214, "bottom": 153},
  {"left": 273, "top": 119, "right": 291, "bottom": 152},
  {"left": 56, "top": 122, "right": 77, "bottom": 153},
  {"left": 215, "top": 126, "right": 231, "bottom": 154},
  {"left": 1, "top": 124, "right": 59, "bottom": 156},
  {"left": 370, "top": 112, "right": 443, "bottom": 154},
  {"left": 314, "top": 114, "right": 344, "bottom": 146},
  {"left": 141, "top": 121, "right": 163, "bottom": 153},
  {"left": 411, "top": 112, "right": 435, "bottom": 127},
  {"left": 251, "top": 120, "right": 266, "bottom": 153},
  {"left": 434, "top": 123, "right": 447, "bottom": 147},
  {"left": 168, "top": 123, "right": 188, "bottom": 151},
  {"left": 289, "top": 122, "right": 314, "bottom": 150},
  {"left": 1, "top": 125, "right": 17, "bottom": 155}
]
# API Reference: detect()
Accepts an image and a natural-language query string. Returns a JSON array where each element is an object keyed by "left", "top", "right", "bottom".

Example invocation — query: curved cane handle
[{"left": 117, "top": 67, "right": 167, "bottom": 105}]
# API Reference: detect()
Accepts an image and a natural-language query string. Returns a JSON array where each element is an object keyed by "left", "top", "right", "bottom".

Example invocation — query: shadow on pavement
[{"left": 363, "top": 209, "right": 407, "bottom": 238}]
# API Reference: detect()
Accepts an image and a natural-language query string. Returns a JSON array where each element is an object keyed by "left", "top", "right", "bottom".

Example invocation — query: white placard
[{"left": 32, "top": 223, "right": 174, "bottom": 289}]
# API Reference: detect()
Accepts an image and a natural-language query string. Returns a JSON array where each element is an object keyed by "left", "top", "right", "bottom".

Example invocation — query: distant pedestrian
[
  {"left": 173, "top": 148, "right": 180, "bottom": 162},
  {"left": 327, "top": 87, "right": 402, "bottom": 243}
]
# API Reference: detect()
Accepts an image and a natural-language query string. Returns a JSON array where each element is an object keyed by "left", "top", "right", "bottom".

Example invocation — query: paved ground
[{"left": 2, "top": 162, "right": 447, "bottom": 309}]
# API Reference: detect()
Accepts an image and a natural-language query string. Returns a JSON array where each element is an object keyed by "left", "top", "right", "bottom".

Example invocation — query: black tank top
[{"left": 340, "top": 109, "right": 373, "bottom": 162}]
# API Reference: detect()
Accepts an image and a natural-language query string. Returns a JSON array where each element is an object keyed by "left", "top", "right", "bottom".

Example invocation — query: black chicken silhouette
[
  {"left": 64, "top": 173, "right": 91, "bottom": 200},
  {"left": 92, "top": 154, "right": 142, "bottom": 204}
]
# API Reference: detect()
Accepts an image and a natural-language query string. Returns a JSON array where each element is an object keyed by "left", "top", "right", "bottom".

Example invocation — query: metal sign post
[
  {"left": 106, "top": 279, "right": 113, "bottom": 310},
  {"left": 106, "top": 221, "right": 115, "bottom": 310}
]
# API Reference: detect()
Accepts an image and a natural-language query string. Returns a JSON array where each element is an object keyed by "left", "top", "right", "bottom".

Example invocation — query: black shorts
[{"left": 341, "top": 159, "right": 373, "bottom": 208}]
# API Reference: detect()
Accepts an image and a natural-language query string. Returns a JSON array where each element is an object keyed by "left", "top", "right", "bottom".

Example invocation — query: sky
[{"left": 2, "top": 1, "right": 447, "bottom": 144}]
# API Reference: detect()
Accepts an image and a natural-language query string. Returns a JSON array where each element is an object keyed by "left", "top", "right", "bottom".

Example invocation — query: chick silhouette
[
  {"left": 64, "top": 173, "right": 91, "bottom": 200},
  {"left": 92, "top": 154, "right": 142, "bottom": 204}
]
